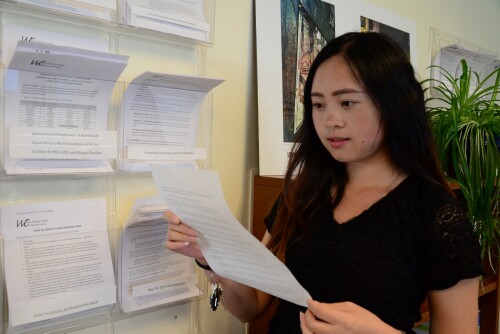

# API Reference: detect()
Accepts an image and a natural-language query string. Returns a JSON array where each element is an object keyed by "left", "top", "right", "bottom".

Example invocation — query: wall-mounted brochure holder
[
  {"left": 0, "top": 231, "right": 118, "bottom": 334},
  {"left": 0, "top": 64, "right": 4, "bottom": 175},
  {"left": 0, "top": 3, "right": 114, "bottom": 81},
  {"left": 117, "top": 194, "right": 205, "bottom": 314},
  {"left": 0, "top": 185, "right": 119, "bottom": 333},
  {"left": 1, "top": 0, "right": 119, "bottom": 23},
  {"left": 0, "top": 176, "right": 207, "bottom": 333},
  {"left": 428, "top": 27, "right": 500, "bottom": 94},
  {"left": 1, "top": 40, "right": 129, "bottom": 174},
  {"left": 0, "top": 0, "right": 215, "bottom": 331},
  {"left": 118, "top": 0, "right": 215, "bottom": 45},
  {"left": 2, "top": 0, "right": 216, "bottom": 46},
  {"left": 118, "top": 71, "right": 223, "bottom": 172}
]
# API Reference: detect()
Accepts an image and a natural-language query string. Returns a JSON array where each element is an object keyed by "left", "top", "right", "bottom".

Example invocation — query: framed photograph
[{"left": 255, "top": 0, "right": 416, "bottom": 176}]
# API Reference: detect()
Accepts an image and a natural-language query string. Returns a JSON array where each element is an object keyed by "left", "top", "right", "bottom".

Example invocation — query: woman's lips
[{"left": 327, "top": 137, "right": 349, "bottom": 148}]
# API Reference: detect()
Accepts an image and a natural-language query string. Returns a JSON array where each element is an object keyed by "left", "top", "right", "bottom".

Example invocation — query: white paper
[
  {"left": 127, "top": 146, "right": 206, "bottom": 161},
  {"left": 15, "top": 0, "right": 115, "bottom": 20},
  {"left": 120, "top": 71, "right": 223, "bottom": 172},
  {"left": 0, "top": 198, "right": 116, "bottom": 326},
  {"left": 1, "top": 24, "right": 109, "bottom": 70},
  {"left": 128, "top": 2, "right": 209, "bottom": 32},
  {"left": 432, "top": 44, "right": 500, "bottom": 91},
  {"left": 150, "top": 166, "right": 312, "bottom": 307},
  {"left": 119, "top": 195, "right": 201, "bottom": 313},
  {"left": 125, "top": 0, "right": 210, "bottom": 42},
  {"left": 8, "top": 41, "right": 128, "bottom": 80},
  {"left": 77, "top": 0, "right": 116, "bottom": 10},
  {"left": 3, "top": 41, "right": 128, "bottom": 174},
  {"left": 9, "top": 126, "right": 117, "bottom": 160}
]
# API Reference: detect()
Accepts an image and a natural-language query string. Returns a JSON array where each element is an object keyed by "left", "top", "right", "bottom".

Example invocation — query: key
[{"left": 209, "top": 283, "right": 222, "bottom": 311}]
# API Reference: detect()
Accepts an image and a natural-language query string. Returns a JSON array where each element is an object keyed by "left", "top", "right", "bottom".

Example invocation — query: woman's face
[{"left": 311, "top": 55, "right": 386, "bottom": 166}]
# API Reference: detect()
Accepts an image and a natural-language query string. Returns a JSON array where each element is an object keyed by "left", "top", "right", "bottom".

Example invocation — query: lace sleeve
[{"left": 426, "top": 202, "right": 483, "bottom": 290}]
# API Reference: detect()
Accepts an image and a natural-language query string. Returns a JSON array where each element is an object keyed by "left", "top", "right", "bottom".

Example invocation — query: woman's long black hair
[{"left": 268, "top": 32, "right": 450, "bottom": 260}]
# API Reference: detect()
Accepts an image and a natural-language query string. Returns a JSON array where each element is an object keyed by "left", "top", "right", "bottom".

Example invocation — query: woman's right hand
[{"left": 164, "top": 210, "right": 205, "bottom": 261}]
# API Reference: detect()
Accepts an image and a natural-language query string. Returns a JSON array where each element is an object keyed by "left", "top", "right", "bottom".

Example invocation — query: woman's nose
[{"left": 325, "top": 108, "right": 345, "bottom": 128}]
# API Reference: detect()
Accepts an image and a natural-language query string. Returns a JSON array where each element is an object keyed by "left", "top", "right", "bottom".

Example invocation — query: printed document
[
  {"left": 120, "top": 71, "right": 223, "bottom": 171},
  {"left": 150, "top": 166, "right": 312, "bottom": 307},
  {"left": 0, "top": 198, "right": 116, "bottom": 326},
  {"left": 432, "top": 44, "right": 500, "bottom": 90},
  {"left": 1, "top": 23, "right": 109, "bottom": 71},
  {"left": 15, "top": 0, "right": 115, "bottom": 20},
  {"left": 4, "top": 41, "right": 128, "bottom": 174},
  {"left": 124, "top": 0, "right": 210, "bottom": 42},
  {"left": 119, "top": 195, "right": 201, "bottom": 313}
]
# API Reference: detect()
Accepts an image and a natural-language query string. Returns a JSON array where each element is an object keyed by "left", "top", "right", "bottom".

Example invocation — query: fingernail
[{"left": 184, "top": 242, "right": 190, "bottom": 246}]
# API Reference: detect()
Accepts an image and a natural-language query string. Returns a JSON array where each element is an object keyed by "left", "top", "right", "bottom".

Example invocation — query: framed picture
[{"left": 255, "top": 0, "right": 416, "bottom": 176}]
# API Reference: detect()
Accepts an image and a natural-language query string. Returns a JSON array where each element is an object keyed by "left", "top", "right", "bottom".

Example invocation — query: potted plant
[{"left": 422, "top": 59, "right": 500, "bottom": 271}]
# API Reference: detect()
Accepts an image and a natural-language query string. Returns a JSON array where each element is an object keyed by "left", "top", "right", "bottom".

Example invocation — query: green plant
[{"left": 422, "top": 59, "right": 500, "bottom": 269}]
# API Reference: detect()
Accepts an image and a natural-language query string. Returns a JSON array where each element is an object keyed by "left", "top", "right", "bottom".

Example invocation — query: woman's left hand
[{"left": 299, "top": 300, "right": 400, "bottom": 334}]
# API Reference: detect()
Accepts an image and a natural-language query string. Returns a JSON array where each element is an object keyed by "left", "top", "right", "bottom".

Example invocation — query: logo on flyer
[
  {"left": 16, "top": 219, "right": 30, "bottom": 227},
  {"left": 30, "top": 60, "right": 46, "bottom": 66}
]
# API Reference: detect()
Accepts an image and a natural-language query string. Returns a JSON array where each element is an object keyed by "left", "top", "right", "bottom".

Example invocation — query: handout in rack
[
  {"left": 119, "top": 195, "right": 202, "bottom": 313},
  {"left": 4, "top": 41, "right": 128, "bottom": 174},
  {"left": 432, "top": 44, "right": 500, "bottom": 91},
  {"left": 150, "top": 165, "right": 312, "bottom": 307},
  {"left": 1, "top": 23, "right": 110, "bottom": 73},
  {"left": 122, "top": 0, "right": 211, "bottom": 42},
  {"left": 120, "top": 71, "right": 223, "bottom": 172},
  {"left": 0, "top": 198, "right": 116, "bottom": 327},
  {"left": 14, "top": 0, "right": 116, "bottom": 21}
]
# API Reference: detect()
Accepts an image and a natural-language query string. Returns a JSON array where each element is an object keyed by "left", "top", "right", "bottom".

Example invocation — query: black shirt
[{"left": 264, "top": 175, "right": 483, "bottom": 334}]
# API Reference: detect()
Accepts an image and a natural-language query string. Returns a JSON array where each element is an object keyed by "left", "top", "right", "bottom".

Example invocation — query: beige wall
[{"left": 364, "top": 0, "right": 500, "bottom": 80}]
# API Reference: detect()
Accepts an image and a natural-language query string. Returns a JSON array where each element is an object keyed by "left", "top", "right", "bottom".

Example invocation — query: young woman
[{"left": 165, "top": 32, "right": 483, "bottom": 334}]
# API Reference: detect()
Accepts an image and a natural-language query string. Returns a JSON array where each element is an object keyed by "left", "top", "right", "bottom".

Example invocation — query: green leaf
[{"left": 422, "top": 58, "right": 500, "bottom": 268}]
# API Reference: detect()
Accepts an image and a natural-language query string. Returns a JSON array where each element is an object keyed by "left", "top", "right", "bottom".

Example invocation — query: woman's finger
[
  {"left": 306, "top": 299, "right": 338, "bottom": 323},
  {"left": 164, "top": 210, "right": 180, "bottom": 224},
  {"left": 167, "top": 229, "right": 197, "bottom": 244},
  {"left": 165, "top": 239, "right": 190, "bottom": 250},
  {"left": 168, "top": 221, "right": 197, "bottom": 235},
  {"left": 299, "top": 312, "right": 314, "bottom": 334},
  {"left": 303, "top": 308, "right": 333, "bottom": 334},
  {"left": 166, "top": 236, "right": 204, "bottom": 259}
]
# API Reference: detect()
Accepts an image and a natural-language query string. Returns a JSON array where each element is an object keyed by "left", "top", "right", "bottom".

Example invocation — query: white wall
[{"left": 364, "top": 0, "right": 500, "bottom": 81}]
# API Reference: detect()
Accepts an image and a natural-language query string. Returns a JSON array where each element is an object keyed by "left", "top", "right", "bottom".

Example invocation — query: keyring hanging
[{"left": 209, "top": 273, "right": 223, "bottom": 311}]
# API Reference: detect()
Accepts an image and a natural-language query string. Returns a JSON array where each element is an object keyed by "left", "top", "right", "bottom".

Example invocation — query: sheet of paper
[
  {"left": 3, "top": 41, "right": 128, "bottom": 174},
  {"left": 1, "top": 24, "right": 109, "bottom": 69},
  {"left": 120, "top": 71, "right": 223, "bottom": 172},
  {"left": 8, "top": 40, "right": 128, "bottom": 80},
  {"left": 15, "top": 0, "right": 115, "bottom": 20},
  {"left": 432, "top": 44, "right": 500, "bottom": 90},
  {"left": 125, "top": 0, "right": 210, "bottom": 42},
  {"left": 9, "top": 126, "right": 118, "bottom": 160},
  {"left": 0, "top": 198, "right": 116, "bottom": 326},
  {"left": 150, "top": 166, "right": 312, "bottom": 307},
  {"left": 119, "top": 195, "right": 201, "bottom": 313}
]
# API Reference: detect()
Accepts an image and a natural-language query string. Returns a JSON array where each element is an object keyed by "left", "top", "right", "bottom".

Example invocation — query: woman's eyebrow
[
  {"left": 311, "top": 88, "right": 365, "bottom": 98},
  {"left": 331, "top": 88, "right": 365, "bottom": 96}
]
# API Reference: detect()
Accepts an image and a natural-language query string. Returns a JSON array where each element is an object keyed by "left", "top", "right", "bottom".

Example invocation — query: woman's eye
[
  {"left": 312, "top": 102, "right": 323, "bottom": 109},
  {"left": 341, "top": 100, "right": 356, "bottom": 107}
]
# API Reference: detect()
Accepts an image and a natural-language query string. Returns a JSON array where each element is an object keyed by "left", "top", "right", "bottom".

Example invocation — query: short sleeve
[
  {"left": 426, "top": 202, "right": 483, "bottom": 290},
  {"left": 264, "top": 193, "right": 283, "bottom": 234}
]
